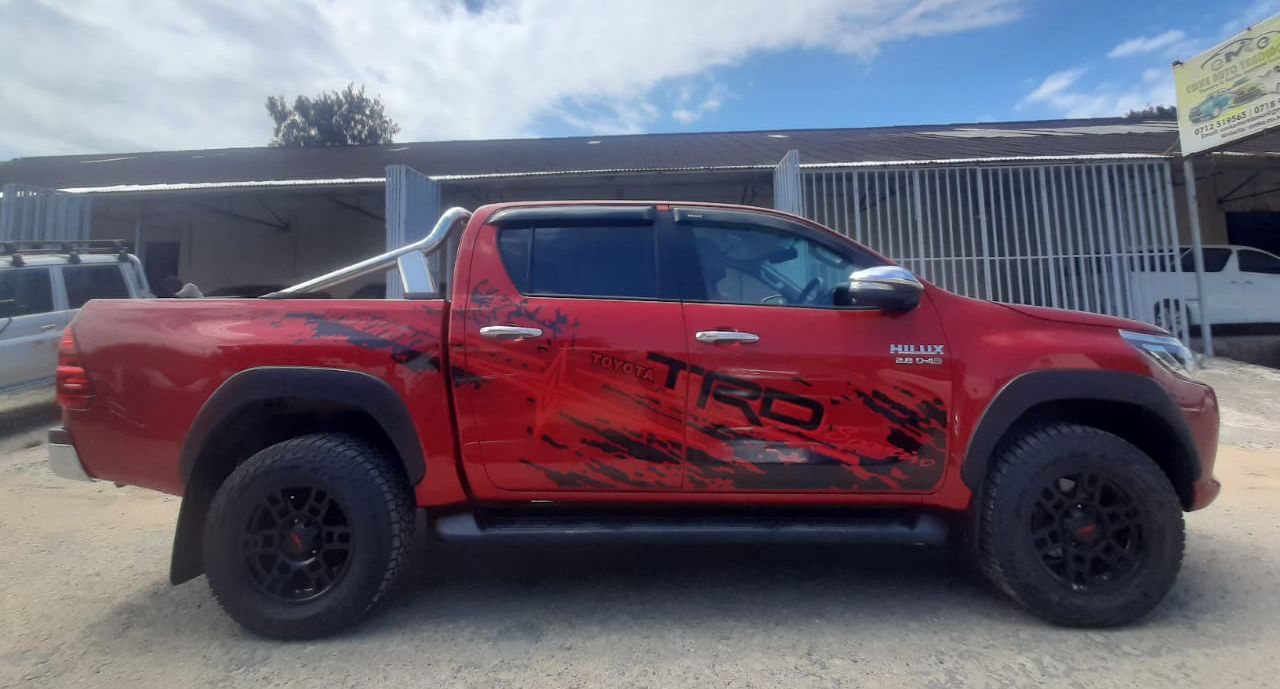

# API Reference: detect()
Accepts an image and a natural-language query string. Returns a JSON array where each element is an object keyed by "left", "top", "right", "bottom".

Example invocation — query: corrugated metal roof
[{"left": 2, "top": 117, "right": 1277, "bottom": 192}]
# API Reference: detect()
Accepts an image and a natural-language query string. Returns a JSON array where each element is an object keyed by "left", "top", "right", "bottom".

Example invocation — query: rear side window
[
  {"left": 1238, "top": 249, "right": 1280, "bottom": 274},
  {"left": 1179, "top": 248, "right": 1231, "bottom": 272},
  {"left": 0, "top": 268, "right": 54, "bottom": 317},
  {"left": 63, "top": 264, "right": 129, "bottom": 308},
  {"left": 498, "top": 225, "right": 658, "bottom": 299}
]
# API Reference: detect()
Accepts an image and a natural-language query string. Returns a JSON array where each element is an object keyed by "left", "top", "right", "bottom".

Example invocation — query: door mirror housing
[{"left": 833, "top": 266, "right": 923, "bottom": 311}]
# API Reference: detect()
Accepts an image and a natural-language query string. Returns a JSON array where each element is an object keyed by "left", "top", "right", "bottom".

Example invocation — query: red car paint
[{"left": 58, "top": 201, "right": 1220, "bottom": 519}]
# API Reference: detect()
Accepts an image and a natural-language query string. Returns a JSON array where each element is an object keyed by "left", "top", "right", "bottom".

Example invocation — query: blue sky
[
  {"left": 1, "top": 0, "right": 1279, "bottom": 159},
  {"left": 533, "top": 0, "right": 1280, "bottom": 137}
]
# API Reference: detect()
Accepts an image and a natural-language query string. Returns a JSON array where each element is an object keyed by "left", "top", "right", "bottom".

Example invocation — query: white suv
[
  {"left": 1131, "top": 244, "right": 1280, "bottom": 332},
  {"left": 0, "top": 242, "right": 150, "bottom": 394}
]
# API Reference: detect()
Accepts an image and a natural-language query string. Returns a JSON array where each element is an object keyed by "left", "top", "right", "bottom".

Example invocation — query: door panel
[
  {"left": 0, "top": 267, "right": 61, "bottom": 391},
  {"left": 453, "top": 215, "right": 688, "bottom": 493},
  {"left": 670, "top": 206, "right": 952, "bottom": 494},
  {"left": 680, "top": 302, "right": 951, "bottom": 492},
  {"left": 1236, "top": 248, "right": 1280, "bottom": 324}
]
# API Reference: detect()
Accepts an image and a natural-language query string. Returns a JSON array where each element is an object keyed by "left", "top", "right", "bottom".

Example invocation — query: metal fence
[
  {"left": 798, "top": 161, "right": 1191, "bottom": 343},
  {"left": 0, "top": 183, "right": 92, "bottom": 242}
]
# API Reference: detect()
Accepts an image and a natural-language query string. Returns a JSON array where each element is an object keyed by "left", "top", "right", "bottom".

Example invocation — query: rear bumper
[{"left": 48, "top": 427, "right": 93, "bottom": 482}]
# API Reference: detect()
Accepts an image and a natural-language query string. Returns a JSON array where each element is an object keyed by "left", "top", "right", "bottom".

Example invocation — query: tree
[
  {"left": 1123, "top": 105, "right": 1177, "bottom": 120},
  {"left": 266, "top": 83, "right": 401, "bottom": 147}
]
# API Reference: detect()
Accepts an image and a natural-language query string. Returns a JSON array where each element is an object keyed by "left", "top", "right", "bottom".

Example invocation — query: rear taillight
[{"left": 56, "top": 329, "right": 94, "bottom": 411}]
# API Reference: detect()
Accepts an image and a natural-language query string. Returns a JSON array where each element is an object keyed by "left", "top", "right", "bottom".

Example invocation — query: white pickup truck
[{"left": 0, "top": 241, "right": 151, "bottom": 394}]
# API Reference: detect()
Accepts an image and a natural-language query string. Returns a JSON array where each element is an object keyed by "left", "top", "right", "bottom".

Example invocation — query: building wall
[
  {"left": 85, "top": 172, "right": 769, "bottom": 296},
  {"left": 90, "top": 191, "right": 385, "bottom": 296}
]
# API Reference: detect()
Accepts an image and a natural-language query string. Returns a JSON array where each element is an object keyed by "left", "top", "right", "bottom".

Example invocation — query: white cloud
[
  {"left": 1107, "top": 30, "right": 1185, "bottom": 59},
  {"left": 670, "top": 80, "right": 729, "bottom": 125},
  {"left": 1222, "top": 0, "right": 1280, "bottom": 35},
  {"left": 0, "top": 0, "right": 1022, "bottom": 158},
  {"left": 1020, "top": 68, "right": 1086, "bottom": 106},
  {"left": 1018, "top": 66, "right": 1175, "bottom": 118}
]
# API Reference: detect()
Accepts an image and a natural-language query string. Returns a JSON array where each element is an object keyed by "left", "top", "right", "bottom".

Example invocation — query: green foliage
[
  {"left": 1123, "top": 105, "right": 1177, "bottom": 120},
  {"left": 267, "top": 84, "right": 401, "bottom": 147}
]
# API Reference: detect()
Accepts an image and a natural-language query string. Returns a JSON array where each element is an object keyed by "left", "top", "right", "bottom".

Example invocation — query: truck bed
[{"left": 63, "top": 298, "right": 450, "bottom": 494}]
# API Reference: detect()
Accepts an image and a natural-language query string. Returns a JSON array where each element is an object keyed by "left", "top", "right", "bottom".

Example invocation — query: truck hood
[{"left": 998, "top": 303, "right": 1164, "bottom": 334}]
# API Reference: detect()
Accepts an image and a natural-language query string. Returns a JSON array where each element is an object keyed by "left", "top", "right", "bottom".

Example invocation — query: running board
[{"left": 432, "top": 511, "right": 948, "bottom": 545}]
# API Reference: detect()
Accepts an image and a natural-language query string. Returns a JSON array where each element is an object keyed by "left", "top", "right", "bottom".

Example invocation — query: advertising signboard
[{"left": 1175, "top": 14, "right": 1280, "bottom": 155}]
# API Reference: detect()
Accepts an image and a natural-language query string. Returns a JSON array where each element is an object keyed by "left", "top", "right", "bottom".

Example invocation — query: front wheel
[
  {"left": 978, "top": 423, "right": 1184, "bottom": 627},
  {"left": 203, "top": 433, "right": 415, "bottom": 639}
]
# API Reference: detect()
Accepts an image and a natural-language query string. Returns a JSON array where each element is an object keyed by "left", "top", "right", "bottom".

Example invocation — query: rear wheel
[
  {"left": 979, "top": 423, "right": 1184, "bottom": 627},
  {"left": 203, "top": 433, "right": 414, "bottom": 639}
]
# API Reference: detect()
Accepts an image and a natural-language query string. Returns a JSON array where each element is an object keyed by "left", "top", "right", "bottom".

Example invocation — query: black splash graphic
[{"left": 275, "top": 312, "right": 440, "bottom": 373}]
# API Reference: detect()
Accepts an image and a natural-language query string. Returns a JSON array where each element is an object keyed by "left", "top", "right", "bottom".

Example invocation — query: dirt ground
[{"left": 1, "top": 362, "right": 1279, "bottom": 689}]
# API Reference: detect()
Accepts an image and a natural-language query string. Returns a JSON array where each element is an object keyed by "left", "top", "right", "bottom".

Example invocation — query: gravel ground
[{"left": 1, "top": 361, "right": 1279, "bottom": 689}]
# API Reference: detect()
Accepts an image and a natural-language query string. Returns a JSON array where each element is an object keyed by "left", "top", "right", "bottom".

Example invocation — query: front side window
[
  {"left": 63, "top": 264, "right": 129, "bottom": 309},
  {"left": 0, "top": 268, "right": 54, "bottom": 317},
  {"left": 688, "top": 224, "right": 873, "bottom": 307},
  {"left": 498, "top": 225, "right": 658, "bottom": 299},
  {"left": 1179, "top": 248, "right": 1232, "bottom": 273},
  {"left": 1238, "top": 249, "right": 1280, "bottom": 274}
]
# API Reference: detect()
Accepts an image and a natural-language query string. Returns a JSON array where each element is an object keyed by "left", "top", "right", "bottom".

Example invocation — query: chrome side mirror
[
  {"left": 833, "top": 266, "right": 923, "bottom": 311},
  {"left": 397, "top": 251, "right": 434, "bottom": 298}
]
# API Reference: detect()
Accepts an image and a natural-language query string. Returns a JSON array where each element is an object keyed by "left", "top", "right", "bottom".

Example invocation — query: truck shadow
[
  {"left": 81, "top": 533, "right": 1234, "bottom": 652},
  {"left": 369, "top": 541, "right": 1017, "bottom": 634}
]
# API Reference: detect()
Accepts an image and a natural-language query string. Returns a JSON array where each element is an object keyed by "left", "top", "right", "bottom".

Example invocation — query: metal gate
[
  {"left": 797, "top": 161, "right": 1191, "bottom": 343},
  {"left": 0, "top": 183, "right": 92, "bottom": 242}
]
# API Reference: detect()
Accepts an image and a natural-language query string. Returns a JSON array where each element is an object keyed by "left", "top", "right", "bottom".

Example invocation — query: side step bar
[{"left": 433, "top": 511, "right": 948, "bottom": 545}]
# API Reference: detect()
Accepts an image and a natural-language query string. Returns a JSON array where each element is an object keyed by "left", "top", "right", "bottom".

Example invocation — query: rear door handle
[
  {"left": 695, "top": 330, "right": 760, "bottom": 344},
  {"left": 479, "top": 325, "right": 544, "bottom": 342},
  {"left": 40, "top": 324, "right": 59, "bottom": 332}
]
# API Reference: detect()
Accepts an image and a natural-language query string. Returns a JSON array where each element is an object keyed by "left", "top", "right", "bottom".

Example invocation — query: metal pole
[
  {"left": 912, "top": 170, "right": 926, "bottom": 277},
  {"left": 1181, "top": 158, "right": 1214, "bottom": 357},
  {"left": 1160, "top": 163, "right": 1191, "bottom": 345},
  {"left": 134, "top": 205, "right": 143, "bottom": 262},
  {"left": 975, "top": 168, "right": 994, "bottom": 300}
]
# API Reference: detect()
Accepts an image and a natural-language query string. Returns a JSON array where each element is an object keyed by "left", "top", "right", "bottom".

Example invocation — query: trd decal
[
  {"left": 590, "top": 352, "right": 656, "bottom": 384},
  {"left": 646, "top": 352, "right": 824, "bottom": 431}
]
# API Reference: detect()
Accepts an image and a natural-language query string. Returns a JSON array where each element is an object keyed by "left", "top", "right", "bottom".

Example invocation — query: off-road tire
[
  {"left": 978, "top": 423, "right": 1184, "bottom": 627},
  {"left": 203, "top": 433, "right": 414, "bottom": 639}
]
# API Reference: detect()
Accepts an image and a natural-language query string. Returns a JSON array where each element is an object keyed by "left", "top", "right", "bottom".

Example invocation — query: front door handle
[
  {"left": 40, "top": 324, "right": 59, "bottom": 332},
  {"left": 695, "top": 330, "right": 760, "bottom": 344},
  {"left": 479, "top": 325, "right": 544, "bottom": 342}
]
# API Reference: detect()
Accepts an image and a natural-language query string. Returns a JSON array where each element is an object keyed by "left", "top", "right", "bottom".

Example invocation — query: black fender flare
[
  {"left": 177, "top": 366, "right": 425, "bottom": 486},
  {"left": 170, "top": 366, "right": 424, "bottom": 584},
  {"left": 960, "top": 369, "right": 1200, "bottom": 493}
]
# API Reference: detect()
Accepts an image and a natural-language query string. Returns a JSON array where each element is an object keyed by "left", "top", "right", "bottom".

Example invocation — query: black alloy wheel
[
  {"left": 1028, "top": 472, "right": 1144, "bottom": 590},
  {"left": 204, "top": 433, "right": 414, "bottom": 639},
  {"left": 241, "top": 486, "right": 353, "bottom": 602},
  {"left": 978, "top": 423, "right": 1184, "bottom": 627}
]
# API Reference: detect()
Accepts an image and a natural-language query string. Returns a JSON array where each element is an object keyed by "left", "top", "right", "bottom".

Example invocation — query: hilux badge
[{"left": 891, "top": 343, "right": 945, "bottom": 365}]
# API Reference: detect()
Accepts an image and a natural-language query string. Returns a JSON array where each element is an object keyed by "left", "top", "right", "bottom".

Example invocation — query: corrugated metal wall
[
  {"left": 384, "top": 165, "right": 441, "bottom": 298},
  {"left": 0, "top": 183, "right": 92, "bottom": 242},
  {"left": 772, "top": 150, "right": 803, "bottom": 216},
  {"left": 798, "top": 161, "right": 1190, "bottom": 343}
]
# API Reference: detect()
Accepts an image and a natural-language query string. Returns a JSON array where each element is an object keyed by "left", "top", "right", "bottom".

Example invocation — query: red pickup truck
[{"left": 47, "top": 202, "right": 1219, "bottom": 638}]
